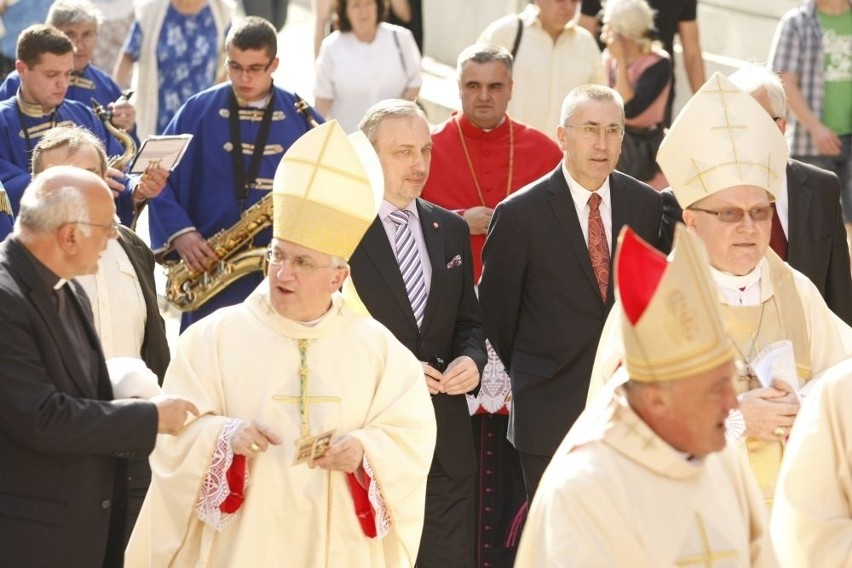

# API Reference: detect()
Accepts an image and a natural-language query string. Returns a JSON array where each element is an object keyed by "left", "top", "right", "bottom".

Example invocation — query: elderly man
[
  {"left": 478, "top": 0, "right": 604, "bottom": 139},
  {"left": 30, "top": 125, "right": 170, "bottom": 540},
  {"left": 0, "top": 166, "right": 196, "bottom": 567},
  {"left": 0, "top": 24, "right": 160, "bottom": 228},
  {"left": 147, "top": 16, "right": 320, "bottom": 331},
  {"left": 126, "top": 120, "right": 437, "bottom": 567},
  {"left": 728, "top": 65, "right": 852, "bottom": 326},
  {"left": 591, "top": 72, "right": 852, "bottom": 506},
  {"left": 348, "top": 99, "right": 487, "bottom": 567},
  {"left": 421, "top": 42, "right": 561, "bottom": 567},
  {"left": 516, "top": 225, "right": 776, "bottom": 566},
  {"left": 0, "top": 0, "right": 137, "bottom": 133},
  {"left": 479, "top": 84, "right": 676, "bottom": 500}
]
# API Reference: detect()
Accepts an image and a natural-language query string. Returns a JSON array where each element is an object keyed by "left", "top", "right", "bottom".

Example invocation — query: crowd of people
[{"left": 0, "top": 0, "right": 850, "bottom": 566}]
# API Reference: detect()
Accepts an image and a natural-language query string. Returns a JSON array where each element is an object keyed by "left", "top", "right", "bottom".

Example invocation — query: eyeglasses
[
  {"left": 225, "top": 59, "right": 273, "bottom": 77},
  {"left": 266, "top": 248, "right": 333, "bottom": 274},
  {"left": 688, "top": 205, "right": 774, "bottom": 223},
  {"left": 564, "top": 124, "right": 624, "bottom": 139},
  {"left": 74, "top": 219, "right": 120, "bottom": 236}
]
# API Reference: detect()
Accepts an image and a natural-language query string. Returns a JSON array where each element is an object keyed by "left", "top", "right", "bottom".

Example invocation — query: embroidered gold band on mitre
[
  {"left": 657, "top": 72, "right": 789, "bottom": 208},
  {"left": 620, "top": 225, "right": 735, "bottom": 383},
  {"left": 271, "top": 120, "right": 383, "bottom": 260}
]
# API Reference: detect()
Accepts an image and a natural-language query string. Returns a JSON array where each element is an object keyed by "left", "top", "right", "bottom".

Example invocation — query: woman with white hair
[{"left": 601, "top": 0, "right": 671, "bottom": 189}]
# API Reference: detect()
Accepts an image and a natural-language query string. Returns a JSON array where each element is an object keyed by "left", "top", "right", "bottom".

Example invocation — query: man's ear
[
  {"left": 55, "top": 223, "right": 79, "bottom": 254},
  {"left": 330, "top": 266, "right": 350, "bottom": 291},
  {"left": 682, "top": 208, "right": 697, "bottom": 229}
]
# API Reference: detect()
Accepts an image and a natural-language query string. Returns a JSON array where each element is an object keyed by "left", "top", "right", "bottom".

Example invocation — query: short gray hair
[
  {"left": 359, "top": 99, "right": 428, "bottom": 145},
  {"left": 16, "top": 173, "right": 90, "bottom": 233},
  {"left": 456, "top": 43, "right": 513, "bottom": 78},
  {"left": 46, "top": 0, "right": 103, "bottom": 28},
  {"left": 560, "top": 84, "right": 624, "bottom": 126},
  {"left": 728, "top": 65, "right": 787, "bottom": 118}
]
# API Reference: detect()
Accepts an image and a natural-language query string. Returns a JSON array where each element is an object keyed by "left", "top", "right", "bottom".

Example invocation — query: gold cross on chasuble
[
  {"left": 272, "top": 339, "right": 341, "bottom": 465},
  {"left": 675, "top": 513, "right": 740, "bottom": 566}
]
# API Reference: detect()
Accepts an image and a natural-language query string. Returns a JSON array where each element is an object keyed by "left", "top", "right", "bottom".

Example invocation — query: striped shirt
[{"left": 769, "top": 0, "right": 825, "bottom": 157}]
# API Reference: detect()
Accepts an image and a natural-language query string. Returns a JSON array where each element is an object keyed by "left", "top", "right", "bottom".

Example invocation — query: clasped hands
[
  {"left": 740, "top": 379, "right": 800, "bottom": 442},
  {"left": 423, "top": 355, "right": 479, "bottom": 396}
]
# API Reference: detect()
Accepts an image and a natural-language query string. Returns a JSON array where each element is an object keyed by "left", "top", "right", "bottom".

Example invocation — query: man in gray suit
[{"left": 0, "top": 167, "right": 197, "bottom": 567}]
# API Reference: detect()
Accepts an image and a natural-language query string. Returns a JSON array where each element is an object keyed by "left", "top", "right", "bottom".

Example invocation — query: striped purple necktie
[{"left": 389, "top": 209, "right": 427, "bottom": 327}]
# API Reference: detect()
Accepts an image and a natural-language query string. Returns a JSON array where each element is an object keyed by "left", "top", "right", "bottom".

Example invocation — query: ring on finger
[
  {"left": 250, "top": 442, "right": 260, "bottom": 453},
  {"left": 772, "top": 427, "right": 786, "bottom": 438}
]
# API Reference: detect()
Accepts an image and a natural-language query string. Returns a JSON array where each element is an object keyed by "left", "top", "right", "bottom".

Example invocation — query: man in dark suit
[
  {"left": 349, "top": 99, "right": 487, "bottom": 568},
  {"left": 729, "top": 65, "right": 852, "bottom": 325},
  {"left": 31, "top": 125, "right": 172, "bottom": 541},
  {"left": 479, "top": 84, "right": 675, "bottom": 500},
  {"left": 0, "top": 166, "right": 196, "bottom": 567}
]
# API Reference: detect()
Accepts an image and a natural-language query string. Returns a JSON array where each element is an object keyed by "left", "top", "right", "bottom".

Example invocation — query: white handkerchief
[{"left": 105, "top": 357, "right": 162, "bottom": 399}]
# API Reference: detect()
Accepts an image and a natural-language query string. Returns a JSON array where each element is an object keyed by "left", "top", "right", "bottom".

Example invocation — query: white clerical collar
[
  {"left": 299, "top": 303, "right": 334, "bottom": 327},
  {"left": 710, "top": 260, "right": 764, "bottom": 306}
]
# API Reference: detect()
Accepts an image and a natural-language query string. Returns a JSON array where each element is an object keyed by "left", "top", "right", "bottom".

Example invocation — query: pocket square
[{"left": 446, "top": 254, "right": 463, "bottom": 269}]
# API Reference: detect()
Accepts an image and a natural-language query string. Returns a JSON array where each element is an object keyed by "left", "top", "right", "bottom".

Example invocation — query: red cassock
[{"left": 422, "top": 111, "right": 562, "bottom": 282}]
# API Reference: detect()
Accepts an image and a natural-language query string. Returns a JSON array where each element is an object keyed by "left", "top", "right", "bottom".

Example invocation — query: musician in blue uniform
[
  {"left": 0, "top": 25, "right": 151, "bottom": 227},
  {"left": 148, "top": 16, "right": 321, "bottom": 331},
  {"left": 0, "top": 0, "right": 137, "bottom": 139}
]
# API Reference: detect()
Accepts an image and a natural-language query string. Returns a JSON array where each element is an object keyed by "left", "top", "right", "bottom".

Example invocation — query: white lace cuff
[
  {"left": 725, "top": 408, "right": 746, "bottom": 442},
  {"left": 194, "top": 418, "right": 248, "bottom": 531},
  {"left": 363, "top": 456, "right": 391, "bottom": 539}
]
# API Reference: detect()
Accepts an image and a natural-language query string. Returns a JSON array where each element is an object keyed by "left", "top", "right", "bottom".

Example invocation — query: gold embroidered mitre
[
  {"left": 656, "top": 72, "right": 788, "bottom": 207},
  {"left": 272, "top": 120, "right": 383, "bottom": 259},
  {"left": 617, "top": 224, "right": 734, "bottom": 382}
]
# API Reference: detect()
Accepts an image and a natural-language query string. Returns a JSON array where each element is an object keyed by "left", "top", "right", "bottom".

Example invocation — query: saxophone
[
  {"left": 91, "top": 96, "right": 141, "bottom": 227},
  {"left": 162, "top": 93, "right": 319, "bottom": 312}
]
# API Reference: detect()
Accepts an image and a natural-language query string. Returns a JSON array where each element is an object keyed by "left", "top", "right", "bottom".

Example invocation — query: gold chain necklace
[
  {"left": 454, "top": 114, "right": 515, "bottom": 207},
  {"left": 730, "top": 301, "right": 767, "bottom": 387}
]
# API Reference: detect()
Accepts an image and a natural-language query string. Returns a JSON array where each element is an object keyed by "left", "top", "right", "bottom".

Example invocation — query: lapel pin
[{"left": 433, "top": 222, "right": 439, "bottom": 229}]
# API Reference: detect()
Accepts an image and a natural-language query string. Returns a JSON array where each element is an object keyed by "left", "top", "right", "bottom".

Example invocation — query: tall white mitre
[
  {"left": 657, "top": 72, "right": 789, "bottom": 207},
  {"left": 271, "top": 119, "right": 384, "bottom": 259}
]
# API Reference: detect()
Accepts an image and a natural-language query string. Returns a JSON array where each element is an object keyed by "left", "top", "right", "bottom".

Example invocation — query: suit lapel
[
  {"left": 7, "top": 241, "right": 96, "bottom": 397},
  {"left": 546, "top": 169, "right": 601, "bottom": 297},
  {"left": 785, "top": 161, "right": 812, "bottom": 264},
  {"left": 360, "top": 217, "right": 419, "bottom": 327},
  {"left": 608, "top": 173, "right": 631, "bottom": 304},
  {"left": 417, "top": 199, "right": 444, "bottom": 330}
]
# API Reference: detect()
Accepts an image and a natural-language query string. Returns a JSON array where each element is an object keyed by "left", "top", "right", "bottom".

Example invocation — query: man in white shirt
[{"left": 478, "top": 0, "right": 605, "bottom": 140}]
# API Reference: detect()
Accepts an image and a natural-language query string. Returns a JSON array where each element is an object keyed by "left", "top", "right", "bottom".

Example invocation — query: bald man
[{"left": 0, "top": 166, "right": 197, "bottom": 567}]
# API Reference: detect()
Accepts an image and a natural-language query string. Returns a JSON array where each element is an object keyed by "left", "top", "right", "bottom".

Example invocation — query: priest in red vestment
[{"left": 421, "top": 43, "right": 561, "bottom": 568}]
